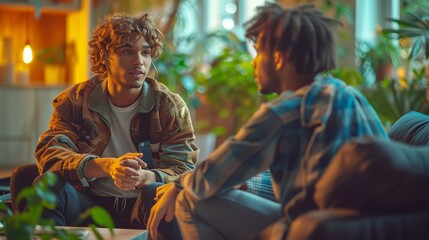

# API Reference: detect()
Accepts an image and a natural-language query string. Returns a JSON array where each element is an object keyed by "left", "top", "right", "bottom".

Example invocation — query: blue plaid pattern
[{"left": 246, "top": 169, "right": 275, "bottom": 201}]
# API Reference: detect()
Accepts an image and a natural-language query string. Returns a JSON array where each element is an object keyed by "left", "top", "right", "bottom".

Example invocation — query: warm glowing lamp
[
  {"left": 23, "top": 42, "right": 33, "bottom": 64},
  {"left": 23, "top": 12, "right": 33, "bottom": 64}
]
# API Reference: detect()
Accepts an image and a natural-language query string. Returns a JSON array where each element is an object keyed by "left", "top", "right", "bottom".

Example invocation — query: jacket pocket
[{"left": 76, "top": 119, "right": 101, "bottom": 153}]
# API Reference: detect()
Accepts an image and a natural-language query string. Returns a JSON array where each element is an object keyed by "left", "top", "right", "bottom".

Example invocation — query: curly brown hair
[
  {"left": 244, "top": 3, "right": 341, "bottom": 75},
  {"left": 89, "top": 12, "right": 163, "bottom": 79}
]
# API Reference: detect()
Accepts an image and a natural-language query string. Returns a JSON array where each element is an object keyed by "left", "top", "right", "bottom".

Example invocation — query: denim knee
[{"left": 34, "top": 172, "right": 68, "bottom": 194}]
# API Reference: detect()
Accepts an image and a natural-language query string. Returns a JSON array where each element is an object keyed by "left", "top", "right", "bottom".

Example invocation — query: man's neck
[
  {"left": 280, "top": 63, "right": 315, "bottom": 92},
  {"left": 108, "top": 86, "right": 142, "bottom": 108},
  {"left": 285, "top": 74, "right": 314, "bottom": 92}
]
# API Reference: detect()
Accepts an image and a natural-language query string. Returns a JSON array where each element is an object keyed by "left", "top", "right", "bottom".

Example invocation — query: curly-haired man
[{"left": 35, "top": 12, "right": 198, "bottom": 239}]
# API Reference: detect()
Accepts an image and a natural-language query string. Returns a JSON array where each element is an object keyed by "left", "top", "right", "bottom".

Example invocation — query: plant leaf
[
  {"left": 16, "top": 188, "right": 36, "bottom": 211},
  {"left": 385, "top": 18, "right": 424, "bottom": 29},
  {"left": 408, "top": 36, "right": 424, "bottom": 60},
  {"left": 81, "top": 206, "right": 115, "bottom": 230},
  {"left": 425, "top": 33, "right": 429, "bottom": 59},
  {"left": 383, "top": 29, "right": 425, "bottom": 37},
  {"left": 0, "top": 202, "right": 12, "bottom": 216},
  {"left": 409, "top": 12, "right": 429, "bottom": 29},
  {"left": 89, "top": 224, "right": 104, "bottom": 240}
]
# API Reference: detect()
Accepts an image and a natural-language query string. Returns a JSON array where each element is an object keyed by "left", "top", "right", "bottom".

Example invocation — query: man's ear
[{"left": 274, "top": 51, "right": 285, "bottom": 71}]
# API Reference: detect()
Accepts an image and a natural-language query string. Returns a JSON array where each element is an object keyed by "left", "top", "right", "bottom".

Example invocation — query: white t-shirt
[
  {"left": 90, "top": 96, "right": 142, "bottom": 198},
  {"left": 101, "top": 99, "right": 140, "bottom": 158}
]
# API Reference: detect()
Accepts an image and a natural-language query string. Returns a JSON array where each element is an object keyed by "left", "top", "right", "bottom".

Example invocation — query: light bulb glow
[
  {"left": 23, "top": 44, "right": 33, "bottom": 64},
  {"left": 222, "top": 18, "right": 235, "bottom": 30}
]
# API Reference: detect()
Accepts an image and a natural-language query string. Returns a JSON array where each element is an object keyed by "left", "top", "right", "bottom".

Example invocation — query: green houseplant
[
  {"left": 155, "top": 29, "right": 265, "bottom": 139},
  {"left": 194, "top": 31, "right": 264, "bottom": 138},
  {"left": 363, "top": 67, "right": 429, "bottom": 127},
  {"left": 0, "top": 173, "right": 114, "bottom": 240},
  {"left": 36, "top": 44, "right": 68, "bottom": 85},
  {"left": 362, "top": 8, "right": 429, "bottom": 127},
  {"left": 358, "top": 31, "right": 404, "bottom": 81},
  {"left": 154, "top": 36, "right": 200, "bottom": 112}
]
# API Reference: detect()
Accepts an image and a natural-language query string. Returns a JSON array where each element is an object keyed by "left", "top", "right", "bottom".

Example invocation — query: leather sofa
[{"left": 286, "top": 111, "right": 429, "bottom": 240}]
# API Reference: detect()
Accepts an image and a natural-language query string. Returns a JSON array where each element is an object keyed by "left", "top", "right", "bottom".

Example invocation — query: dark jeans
[{"left": 34, "top": 173, "right": 182, "bottom": 240}]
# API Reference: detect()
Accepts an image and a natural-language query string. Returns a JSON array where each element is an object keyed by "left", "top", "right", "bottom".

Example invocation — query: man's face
[
  {"left": 252, "top": 37, "right": 278, "bottom": 94},
  {"left": 106, "top": 34, "right": 152, "bottom": 89}
]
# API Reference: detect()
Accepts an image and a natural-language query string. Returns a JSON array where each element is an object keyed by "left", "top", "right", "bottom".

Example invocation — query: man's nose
[{"left": 135, "top": 53, "right": 145, "bottom": 66}]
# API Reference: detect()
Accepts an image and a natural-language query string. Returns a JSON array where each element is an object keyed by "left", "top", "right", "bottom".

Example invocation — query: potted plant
[
  {"left": 36, "top": 44, "right": 67, "bottom": 85},
  {"left": 363, "top": 68, "right": 429, "bottom": 127},
  {"left": 154, "top": 36, "right": 200, "bottom": 114},
  {"left": 358, "top": 30, "right": 404, "bottom": 81},
  {"left": 361, "top": 8, "right": 429, "bottom": 127},
  {"left": 0, "top": 173, "right": 114, "bottom": 240},
  {"left": 193, "top": 31, "right": 266, "bottom": 142}
]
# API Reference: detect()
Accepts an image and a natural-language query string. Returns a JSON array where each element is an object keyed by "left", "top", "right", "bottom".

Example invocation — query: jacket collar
[
  {"left": 88, "top": 77, "right": 155, "bottom": 124},
  {"left": 298, "top": 75, "right": 346, "bottom": 128}
]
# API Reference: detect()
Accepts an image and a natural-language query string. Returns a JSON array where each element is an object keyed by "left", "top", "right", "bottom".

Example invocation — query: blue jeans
[{"left": 35, "top": 173, "right": 182, "bottom": 240}]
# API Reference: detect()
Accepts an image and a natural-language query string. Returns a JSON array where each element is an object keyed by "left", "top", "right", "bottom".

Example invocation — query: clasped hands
[{"left": 108, "top": 152, "right": 156, "bottom": 191}]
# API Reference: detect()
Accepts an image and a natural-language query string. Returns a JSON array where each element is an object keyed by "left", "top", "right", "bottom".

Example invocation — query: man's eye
[{"left": 143, "top": 50, "right": 151, "bottom": 56}]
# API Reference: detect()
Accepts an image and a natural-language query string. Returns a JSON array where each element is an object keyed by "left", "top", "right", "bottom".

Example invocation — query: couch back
[{"left": 389, "top": 111, "right": 429, "bottom": 145}]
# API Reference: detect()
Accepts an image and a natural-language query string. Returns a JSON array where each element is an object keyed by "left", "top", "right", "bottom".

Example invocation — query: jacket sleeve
[
  {"left": 34, "top": 90, "right": 97, "bottom": 186},
  {"left": 153, "top": 93, "right": 199, "bottom": 183}
]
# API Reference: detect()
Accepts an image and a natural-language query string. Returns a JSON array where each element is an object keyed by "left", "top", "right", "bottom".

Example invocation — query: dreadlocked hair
[
  {"left": 89, "top": 12, "right": 164, "bottom": 79},
  {"left": 244, "top": 3, "right": 342, "bottom": 75}
]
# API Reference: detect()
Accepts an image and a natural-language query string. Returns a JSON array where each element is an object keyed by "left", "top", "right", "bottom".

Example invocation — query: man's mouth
[{"left": 129, "top": 69, "right": 145, "bottom": 77}]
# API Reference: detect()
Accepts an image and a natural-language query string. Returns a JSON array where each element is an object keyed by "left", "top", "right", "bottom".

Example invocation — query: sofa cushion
[
  {"left": 389, "top": 111, "right": 429, "bottom": 145},
  {"left": 314, "top": 137, "right": 429, "bottom": 212}
]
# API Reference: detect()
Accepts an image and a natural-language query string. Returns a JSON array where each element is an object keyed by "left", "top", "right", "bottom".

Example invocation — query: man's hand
[
  {"left": 134, "top": 169, "right": 157, "bottom": 188},
  {"left": 109, "top": 153, "right": 147, "bottom": 191},
  {"left": 86, "top": 152, "right": 148, "bottom": 191},
  {"left": 148, "top": 182, "right": 179, "bottom": 240}
]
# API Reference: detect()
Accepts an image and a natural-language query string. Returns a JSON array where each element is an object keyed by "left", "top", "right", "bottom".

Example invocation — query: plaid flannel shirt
[{"left": 180, "top": 75, "right": 388, "bottom": 220}]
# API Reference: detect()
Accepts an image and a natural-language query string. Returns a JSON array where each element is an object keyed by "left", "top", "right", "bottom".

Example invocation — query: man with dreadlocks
[
  {"left": 148, "top": 2, "right": 388, "bottom": 239},
  {"left": 35, "top": 12, "right": 198, "bottom": 239}
]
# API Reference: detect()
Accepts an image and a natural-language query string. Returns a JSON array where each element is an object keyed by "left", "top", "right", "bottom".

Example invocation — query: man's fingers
[
  {"left": 120, "top": 159, "right": 140, "bottom": 169},
  {"left": 117, "top": 165, "right": 140, "bottom": 178},
  {"left": 113, "top": 182, "right": 135, "bottom": 191},
  {"left": 155, "top": 187, "right": 165, "bottom": 199},
  {"left": 148, "top": 209, "right": 160, "bottom": 240},
  {"left": 138, "top": 158, "right": 148, "bottom": 169},
  {"left": 124, "top": 152, "right": 143, "bottom": 158},
  {"left": 114, "top": 171, "right": 136, "bottom": 183},
  {"left": 119, "top": 153, "right": 144, "bottom": 167},
  {"left": 165, "top": 207, "right": 175, "bottom": 222}
]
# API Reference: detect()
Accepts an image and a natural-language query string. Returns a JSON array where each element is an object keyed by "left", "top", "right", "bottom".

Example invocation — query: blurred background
[{"left": 0, "top": 0, "right": 428, "bottom": 168}]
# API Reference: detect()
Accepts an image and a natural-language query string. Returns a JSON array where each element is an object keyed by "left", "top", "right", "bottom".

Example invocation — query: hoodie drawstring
[{"left": 113, "top": 197, "right": 127, "bottom": 212}]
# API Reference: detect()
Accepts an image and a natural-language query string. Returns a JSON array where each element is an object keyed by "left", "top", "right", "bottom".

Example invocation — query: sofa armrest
[{"left": 10, "top": 163, "right": 40, "bottom": 212}]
